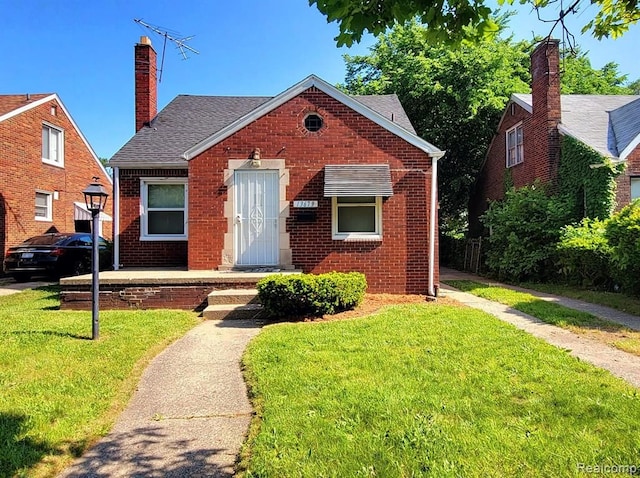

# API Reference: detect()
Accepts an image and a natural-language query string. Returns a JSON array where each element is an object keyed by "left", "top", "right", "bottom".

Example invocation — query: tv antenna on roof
[{"left": 134, "top": 18, "right": 199, "bottom": 82}]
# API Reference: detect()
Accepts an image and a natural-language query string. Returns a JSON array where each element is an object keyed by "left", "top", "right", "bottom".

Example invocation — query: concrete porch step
[
  {"left": 207, "top": 288, "right": 259, "bottom": 305},
  {"left": 202, "top": 303, "right": 264, "bottom": 320}
]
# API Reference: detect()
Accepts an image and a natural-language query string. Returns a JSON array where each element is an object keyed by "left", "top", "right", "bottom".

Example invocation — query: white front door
[{"left": 234, "top": 170, "right": 279, "bottom": 266}]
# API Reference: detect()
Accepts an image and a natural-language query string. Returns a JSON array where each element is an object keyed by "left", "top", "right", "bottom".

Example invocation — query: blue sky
[{"left": 2, "top": 1, "right": 638, "bottom": 160}]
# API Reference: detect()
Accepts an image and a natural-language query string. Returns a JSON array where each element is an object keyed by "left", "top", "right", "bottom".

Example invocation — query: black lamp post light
[{"left": 82, "top": 177, "right": 109, "bottom": 340}]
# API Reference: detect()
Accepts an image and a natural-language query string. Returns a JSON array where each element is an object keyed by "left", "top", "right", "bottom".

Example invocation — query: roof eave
[
  {"left": 1, "top": 93, "right": 112, "bottom": 184},
  {"left": 0, "top": 94, "right": 56, "bottom": 123},
  {"left": 108, "top": 160, "right": 188, "bottom": 169},
  {"left": 558, "top": 124, "right": 622, "bottom": 161},
  {"left": 511, "top": 94, "right": 532, "bottom": 114},
  {"left": 619, "top": 133, "right": 640, "bottom": 161},
  {"left": 182, "top": 75, "right": 444, "bottom": 160}
]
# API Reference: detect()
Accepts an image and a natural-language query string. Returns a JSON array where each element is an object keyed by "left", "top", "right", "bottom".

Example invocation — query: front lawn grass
[
  {"left": 520, "top": 282, "right": 640, "bottom": 317},
  {"left": 445, "top": 280, "right": 640, "bottom": 357},
  {"left": 241, "top": 304, "right": 640, "bottom": 477},
  {"left": 0, "top": 285, "right": 200, "bottom": 477}
]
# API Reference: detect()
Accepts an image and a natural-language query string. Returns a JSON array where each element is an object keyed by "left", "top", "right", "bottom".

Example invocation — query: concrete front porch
[{"left": 60, "top": 268, "right": 300, "bottom": 312}]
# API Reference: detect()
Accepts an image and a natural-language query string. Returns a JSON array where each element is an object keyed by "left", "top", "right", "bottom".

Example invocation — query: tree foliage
[
  {"left": 340, "top": 22, "right": 637, "bottom": 231},
  {"left": 560, "top": 49, "right": 633, "bottom": 94},
  {"left": 556, "top": 218, "right": 613, "bottom": 289},
  {"left": 482, "top": 183, "right": 570, "bottom": 281},
  {"left": 605, "top": 200, "right": 640, "bottom": 295},
  {"left": 310, "top": 0, "right": 640, "bottom": 47},
  {"left": 340, "top": 21, "right": 531, "bottom": 230}
]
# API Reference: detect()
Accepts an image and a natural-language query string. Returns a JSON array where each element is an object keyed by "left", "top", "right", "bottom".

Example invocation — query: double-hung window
[
  {"left": 506, "top": 124, "right": 524, "bottom": 167},
  {"left": 35, "top": 191, "right": 53, "bottom": 221},
  {"left": 332, "top": 196, "right": 382, "bottom": 240},
  {"left": 141, "top": 179, "right": 188, "bottom": 240},
  {"left": 42, "top": 123, "right": 64, "bottom": 166}
]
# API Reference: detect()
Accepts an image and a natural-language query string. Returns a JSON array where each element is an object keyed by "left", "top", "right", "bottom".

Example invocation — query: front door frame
[{"left": 222, "top": 159, "right": 293, "bottom": 270}]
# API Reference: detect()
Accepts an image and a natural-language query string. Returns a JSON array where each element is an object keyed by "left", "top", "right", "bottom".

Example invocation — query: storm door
[{"left": 234, "top": 170, "right": 279, "bottom": 266}]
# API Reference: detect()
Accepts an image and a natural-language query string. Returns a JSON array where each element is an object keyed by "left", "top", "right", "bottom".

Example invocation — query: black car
[{"left": 3, "top": 233, "right": 112, "bottom": 281}]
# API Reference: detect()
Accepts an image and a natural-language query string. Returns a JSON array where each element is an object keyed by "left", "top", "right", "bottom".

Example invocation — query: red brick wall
[
  {"left": 529, "top": 39, "right": 561, "bottom": 190},
  {"left": 117, "top": 168, "right": 188, "bottom": 267},
  {"left": 187, "top": 88, "right": 436, "bottom": 294},
  {"left": 469, "top": 102, "right": 531, "bottom": 235},
  {"left": 135, "top": 38, "right": 157, "bottom": 132},
  {"left": 615, "top": 146, "right": 640, "bottom": 208},
  {"left": 0, "top": 97, "right": 113, "bottom": 260}
]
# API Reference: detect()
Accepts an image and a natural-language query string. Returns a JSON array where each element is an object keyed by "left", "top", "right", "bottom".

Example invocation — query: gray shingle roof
[
  {"left": 512, "top": 93, "right": 640, "bottom": 159},
  {"left": 110, "top": 92, "right": 417, "bottom": 166},
  {"left": 353, "top": 94, "right": 416, "bottom": 134},
  {"left": 609, "top": 97, "right": 640, "bottom": 157},
  {"left": 111, "top": 95, "right": 271, "bottom": 165}
]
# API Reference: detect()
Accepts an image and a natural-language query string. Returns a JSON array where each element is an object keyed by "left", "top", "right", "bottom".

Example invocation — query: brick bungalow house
[
  {"left": 0, "top": 94, "right": 113, "bottom": 259},
  {"left": 470, "top": 39, "right": 640, "bottom": 235},
  {"left": 108, "top": 37, "right": 444, "bottom": 295}
]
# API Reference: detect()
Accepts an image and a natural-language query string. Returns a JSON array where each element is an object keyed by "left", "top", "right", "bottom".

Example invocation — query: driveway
[{"left": 0, "top": 277, "right": 56, "bottom": 296}]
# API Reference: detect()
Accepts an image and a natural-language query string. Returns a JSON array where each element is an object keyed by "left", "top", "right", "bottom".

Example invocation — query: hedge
[{"left": 257, "top": 272, "right": 367, "bottom": 317}]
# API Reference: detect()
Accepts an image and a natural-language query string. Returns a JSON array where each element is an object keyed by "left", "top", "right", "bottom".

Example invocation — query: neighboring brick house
[
  {"left": 0, "top": 93, "right": 113, "bottom": 260},
  {"left": 109, "top": 37, "right": 444, "bottom": 295},
  {"left": 470, "top": 39, "right": 640, "bottom": 235}
]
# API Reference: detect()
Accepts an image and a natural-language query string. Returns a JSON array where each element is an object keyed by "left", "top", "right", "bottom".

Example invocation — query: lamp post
[{"left": 83, "top": 178, "right": 109, "bottom": 340}]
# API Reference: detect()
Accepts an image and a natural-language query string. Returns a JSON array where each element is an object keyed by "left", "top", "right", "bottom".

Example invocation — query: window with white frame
[
  {"left": 506, "top": 123, "right": 524, "bottom": 167},
  {"left": 631, "top": 177, "right": 640, "bottom": 201},
  {"left": 141, "top": 179, "right": 188, "bottom": 240},
  {"left": 332, "top": 196, "right": 382, "bottom": 240},
  {"left": 42, "top": 123, "right": 64, "bottom": 166},
  {"left": 35, "top": 191, "right": 53, "bottom": 221}
]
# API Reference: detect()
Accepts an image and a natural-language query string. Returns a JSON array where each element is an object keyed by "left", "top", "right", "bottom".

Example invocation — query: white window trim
[
  {"left": 35, "top": 190, "right": 53, "bottom": 222},
  {"left": 506, "top": 122, "right": 524, "bottom": 168},
  {"left": 631, "top": 177, "right": 640, "bottom": 202},
  {"left": 42, "top": 122, "right": 64, "bottom": 168},
  {"left": 140, "top": 178, "right": 188, "bottom": 241},
  {"left": 332, "top": 196, "right": 383, "bottom": 241}
]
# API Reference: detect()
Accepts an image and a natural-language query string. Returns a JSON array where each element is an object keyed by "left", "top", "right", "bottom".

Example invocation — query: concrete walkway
[
  {"left": 54, "top": 269, "right": 640, "bottom": 477},
  {"left": 58, "top": 319, "right": 262, "bottom": 478},
  {"left": 440, "top": 268, "right": 640, "bottom": 388}
]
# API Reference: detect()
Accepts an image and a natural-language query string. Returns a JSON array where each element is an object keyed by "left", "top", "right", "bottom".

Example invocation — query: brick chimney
[
  {"left": 135, "top": 36, "right": 157, "bottom": 132},
  {"left": 530, "top": 39, "right": 561, "bottom": 185}
]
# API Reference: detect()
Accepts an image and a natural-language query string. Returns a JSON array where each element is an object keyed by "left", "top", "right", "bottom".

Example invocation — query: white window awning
[
  {"left": 74, "top": 202, "right": 112, "bottom": 222},
  {"left": 323, "top": 164, "right": 394, "bottom": 197}
]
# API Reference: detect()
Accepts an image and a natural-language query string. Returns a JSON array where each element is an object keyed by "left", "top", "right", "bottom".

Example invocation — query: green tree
[
  {"left": 310, "top": 0, "right": 640, "bottom": 46},
  {"left": 341, "top": 23, "right": 637, "bottom": 232},
  {"left": 341, "top": 21, "right": 532, "bottom": 231},
  {"left": 627, "top": 79, "right": 640, "bottom": 94},
  {"left": 561, "top": 49, "right": 633, "bottom": 94}
]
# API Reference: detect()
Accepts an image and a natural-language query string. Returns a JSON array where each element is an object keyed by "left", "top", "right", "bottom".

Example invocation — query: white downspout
[
  {"left": 428, "top": 153, "right": 443, "bottom": 297},
  {"left": 113, "top": 166, "right": 120, "bottom": 270}
]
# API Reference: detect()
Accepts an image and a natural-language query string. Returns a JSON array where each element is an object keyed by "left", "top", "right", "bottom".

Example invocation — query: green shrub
[
  {"left": 481, "top": 183, "right": 570, "bottom": 282},
  {"left": 257, "top": 272, "right": 367, "bottom": 317},
  {"left": 605, "top": 200, "right": 640, "bottom": 296},
  {"left": 556, "top": 218, "right": 613, "bottom": 289}
]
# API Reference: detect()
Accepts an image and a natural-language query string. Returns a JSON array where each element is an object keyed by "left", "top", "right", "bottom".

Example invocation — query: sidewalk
[
  {"left": 440, "top": 267, "right": 640, "bottom": 331},
  {"left": 440, "top": 267, "right": 640, "bottom": 388},
  {"left": 58, "top": 319, "right": 262, "bottom": 478}
]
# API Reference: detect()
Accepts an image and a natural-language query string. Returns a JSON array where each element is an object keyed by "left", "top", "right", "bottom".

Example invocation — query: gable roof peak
[{"left": 182, "top": 73, "right": 443, "bottom": 160}]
